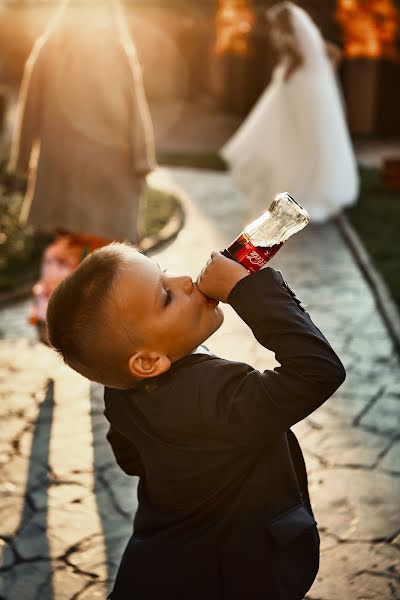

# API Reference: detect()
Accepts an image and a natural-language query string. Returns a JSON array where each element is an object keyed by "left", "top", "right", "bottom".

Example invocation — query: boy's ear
[{"left": 128, "top": 351, "right": 171, "bottom": 379}]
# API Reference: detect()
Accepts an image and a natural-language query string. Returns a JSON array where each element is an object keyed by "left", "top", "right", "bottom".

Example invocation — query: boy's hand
[{"left": 196, "top": 252, "right": 249, "bottom": 303}]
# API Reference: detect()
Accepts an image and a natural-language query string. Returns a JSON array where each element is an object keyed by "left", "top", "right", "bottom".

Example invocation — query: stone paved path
[{"left": 0, "top": 167, "right": 399, "bottom": 600}]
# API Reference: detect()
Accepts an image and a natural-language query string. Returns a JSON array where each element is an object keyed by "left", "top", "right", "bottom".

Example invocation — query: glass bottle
[{"left": 222, "top": 193, "right": 309, "bottom": 273}]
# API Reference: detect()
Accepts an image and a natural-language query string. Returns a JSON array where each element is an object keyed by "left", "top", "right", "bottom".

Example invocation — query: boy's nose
[
  {"left": 181, "top": 275, "right": 194, "bottom": 295},
  {"left": 170, "top": 275, "right": 194, "bottom": 295}
]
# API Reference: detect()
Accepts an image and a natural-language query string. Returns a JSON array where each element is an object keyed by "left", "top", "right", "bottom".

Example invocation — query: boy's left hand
[{"left": 196, "top": 252, "right": 249, "bottom": 303}]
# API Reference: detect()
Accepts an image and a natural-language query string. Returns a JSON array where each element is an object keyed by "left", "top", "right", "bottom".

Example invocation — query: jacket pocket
[{"left": 267, "top": 504, "right": 317, "bottom": 547}]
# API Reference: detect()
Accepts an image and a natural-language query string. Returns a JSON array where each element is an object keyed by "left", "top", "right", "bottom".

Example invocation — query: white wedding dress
[{"left": 221, "top": 4, "right": 359, "bottom": 223}]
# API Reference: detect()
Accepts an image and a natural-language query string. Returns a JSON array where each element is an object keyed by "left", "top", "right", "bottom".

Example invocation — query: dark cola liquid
[
  {"left": 223, "top": 233, "right": 283, "bottom": 273},
  {"left": 254, "top": 243, "right": 283, "bottom": 260}
]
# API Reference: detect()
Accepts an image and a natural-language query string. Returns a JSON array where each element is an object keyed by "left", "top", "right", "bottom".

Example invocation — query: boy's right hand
[{"left": 196, "top": 252, "right": 250, "bottom": 303}]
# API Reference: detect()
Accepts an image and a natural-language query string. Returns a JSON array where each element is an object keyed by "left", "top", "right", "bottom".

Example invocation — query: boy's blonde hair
[{"left": 47, "top": 242, "right": 136, "bottom": 388}]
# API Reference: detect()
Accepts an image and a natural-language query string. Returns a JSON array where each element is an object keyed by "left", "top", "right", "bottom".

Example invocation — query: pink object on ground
[{"left": 29, "top": 233, "right": 110, "bottom": 326}]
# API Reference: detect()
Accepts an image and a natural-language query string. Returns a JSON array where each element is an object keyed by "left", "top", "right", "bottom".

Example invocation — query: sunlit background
[
  {"left": 0, "top": 2, "right": 399, "bottom": 599},
  {"left": 1, "top": 0, "right": 400, "bottom": 140}
]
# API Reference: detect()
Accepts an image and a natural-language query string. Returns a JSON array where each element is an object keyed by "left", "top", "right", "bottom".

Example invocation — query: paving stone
[
  {"left": 385, "top": 380, "right": 400, "bottom": 400},
  {"left": 0, "top": 390, "right": 37, "bottom": 420},
  {"left": 346, "top": 328, "right": 396, "bottom": 361},
  {"left": 66, "top": 533, "right": 108, "bottom": 580},
  {"left": 37, "top": 564, "right": 90, "bottom": 600},
  {"left": 67, "top": 529, "right": 130, "bottom": 582},
  {"left": 14, "top": 519, "right": 52, "bottom": 561},
  {"left": 75, "top": 580, "right": 111, "bottom": 599},
  {"left": 320, "top": 389, "right": 380, "bottom": 425},
  {"left": 379, "top": 440, "right": 400, "bottom": 474},
  {"left": 30, "top": 482, "right": 90, "bottom": 512},
  {"left": 45, "top": 500, "right": 107, "bottom": 558},
  {"left": 0, "top": 560, "right": 87, "bottom": 600},
  {"left": 90, "top": 382, "right": 106, "bottom": 412},
  {"left": 18, "top": 428, "right": 47, "bottom": 464},
  {"left": 303, "top": 402, "right": 356, "bottom": 431},
  {"left": 309, "top": 541, "right": 400, "bottom": 600},
  {"left": 91, "top": 412, "right": 111, "bottom": 437},
  {"left": 100, "top": 465, "right": 139, "bottom": 516},
  {"left": 0, "top": 414, "right": 28, "bottom": 457},
  {"left": 0, "top": 538, "right": 15, "bottom": 570},
  {"left": 310, "top": 468, "right": 400, "bottom": 541},
  {"left": 0, "top": 561, "right": 50, "bottom": 599},
  {"left": 359, "top": 395, "right": 400, "bottom": 436},
  {"left": 302, "top": 427, "right": 389, "bottom": 468},
  {"left": 92, "top": 485, "right": 135, "bottom": 532},
  {"left": 91, "top": 436, "right": 118, "bottom": 471},
  {"left": 301, "top": 448, "right": 325, "bottom": 473},
  {"left": 0, "top": 300, "right": 35, "bottom": 341},
  {"left": 0, "top": 491, "right": 32, "bottom": 538},
  {"left": 1, "top": 167, "right": 400, "bottom": 599}
]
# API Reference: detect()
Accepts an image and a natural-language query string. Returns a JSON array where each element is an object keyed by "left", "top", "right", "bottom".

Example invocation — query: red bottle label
[
  {"left": 235, "top": 241, "right": 269, "bottom": 272},
  {"left": 226, "top": 234, "right": 283, "bottom": 273}
]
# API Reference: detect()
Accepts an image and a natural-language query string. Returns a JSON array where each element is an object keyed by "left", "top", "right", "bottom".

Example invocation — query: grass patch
[
  {"left": 0, "top": 190, "right": 50, "bottom": 291},
  {"left": 0, "top": 178, "right": 181, "bottom": 293},
  {"left": 142, "top": 184, "right": 180, "bottom": 238},
  {"left": 157, "top": 150, "right": 227, "bottom": 171},
  {"left": 345, "top": 167, "right": 400, "bottom": 309}
]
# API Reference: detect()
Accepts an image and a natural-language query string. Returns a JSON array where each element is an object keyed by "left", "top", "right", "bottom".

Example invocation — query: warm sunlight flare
[
  {"left": 336, "top": 0, "right": 400, "bottom": 59},
  {"left": 214, "top": 0, "right": 254, "bottom": 55}
]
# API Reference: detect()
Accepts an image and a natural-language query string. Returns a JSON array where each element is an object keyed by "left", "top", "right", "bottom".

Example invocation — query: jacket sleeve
[
  {"left": 200, "top": 268, "right": 345, "bottom": 448},
  {"left": 106, "top": 425, "right": 144, "bottom": 477},
  {"left": 8, "top": 41, "right": 43, "bottom": 177}
]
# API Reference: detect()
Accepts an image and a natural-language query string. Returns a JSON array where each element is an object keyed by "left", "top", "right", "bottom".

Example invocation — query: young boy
[{"left": 46, "top": 242, "right": 345, "bottom": 600}]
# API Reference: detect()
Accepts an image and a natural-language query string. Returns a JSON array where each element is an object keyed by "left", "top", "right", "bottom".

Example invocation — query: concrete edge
[
  {"left": 0, "top": 281, "right": 33, "bottom": 306},
  {"left": 335, "top": 213, "right": 400, "bottom": 353},
  {"left": 0, "top": 199, "right": 185, "bottom": 308}
]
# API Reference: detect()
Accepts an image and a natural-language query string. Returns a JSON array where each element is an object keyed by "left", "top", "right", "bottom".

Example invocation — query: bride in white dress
[{"left": 221, "top": 1, "right": 359, "bottom": 223}]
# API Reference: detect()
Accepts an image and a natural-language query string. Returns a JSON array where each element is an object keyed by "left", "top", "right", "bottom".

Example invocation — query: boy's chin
[
  {"left": 190, "top": 311, "right": 224, "bottom": 353},
  {"left": 209, "top": 307, "right": 224, "bottom": 335}
]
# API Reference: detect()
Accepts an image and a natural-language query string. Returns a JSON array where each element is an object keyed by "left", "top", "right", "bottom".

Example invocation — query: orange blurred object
[
  {"left": 336, "top": 0, "right": 400, "bottom": 60},
  {"left": 29, "top": 233, "right": 111, "bottom": 327},
  {"left": 214, "top": 0, "right": 254, "bottom": 56}
]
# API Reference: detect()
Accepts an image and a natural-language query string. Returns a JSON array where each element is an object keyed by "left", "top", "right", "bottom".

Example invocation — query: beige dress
[{"left": 9, "top": 22, "right": 156, "bottom": 243}]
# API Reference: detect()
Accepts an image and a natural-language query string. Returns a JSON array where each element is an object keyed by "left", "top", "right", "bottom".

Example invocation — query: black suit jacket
[{"left": 104, "top": 268, "right": 345, "bottom": 600}]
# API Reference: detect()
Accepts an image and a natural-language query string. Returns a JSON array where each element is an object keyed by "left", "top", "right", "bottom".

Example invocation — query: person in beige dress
[
  {"left": 9, "top": 0, "right": 155, "bottom": 242},
  {"left": 8, "top": 0, "right": 156, "bottom": 335}
]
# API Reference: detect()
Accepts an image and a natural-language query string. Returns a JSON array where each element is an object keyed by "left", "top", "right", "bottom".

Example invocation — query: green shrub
[{"left": 346, "top": 167, "right": 400, "bottom": 308}]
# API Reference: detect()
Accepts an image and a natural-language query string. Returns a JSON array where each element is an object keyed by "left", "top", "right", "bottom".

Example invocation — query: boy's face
[{"left": 112, "top": 250, "right": 224, "bottom": 372}]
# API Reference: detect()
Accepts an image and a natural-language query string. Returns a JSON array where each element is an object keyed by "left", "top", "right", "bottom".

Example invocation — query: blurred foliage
[
  {"left": 0, "top": 156, "right": 50, "bottom": 290},
  {"left": 0, "top": 160, "right": 181, "bottom": 292},
  {"left": 346, "top": 167, "right": 400, "bottom": 309},
  {"left": 0, "top": 188, "right": 50, "bottom": 290}
]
